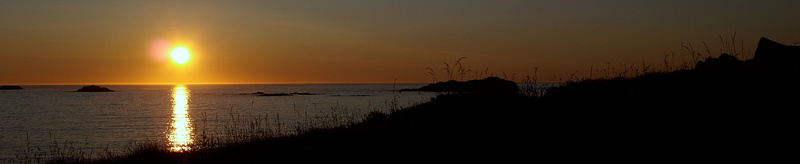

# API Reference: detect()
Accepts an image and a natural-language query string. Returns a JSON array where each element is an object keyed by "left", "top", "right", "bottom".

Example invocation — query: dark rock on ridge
[
  {"left": 752, "top": 37, "right": 800, "bottom": 64},
  {"left": 748, "top": 37, "right": 800, "bottom": 77}
]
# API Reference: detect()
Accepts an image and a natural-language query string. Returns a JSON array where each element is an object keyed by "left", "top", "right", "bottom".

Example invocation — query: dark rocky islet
[{"left": 75, "top": 85, "right": 115, "bottom": 92}]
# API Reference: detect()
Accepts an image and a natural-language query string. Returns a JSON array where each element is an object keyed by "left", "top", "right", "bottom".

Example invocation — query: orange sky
[{"left": 2, "top": 1, "right": 799, "bottom": 85}]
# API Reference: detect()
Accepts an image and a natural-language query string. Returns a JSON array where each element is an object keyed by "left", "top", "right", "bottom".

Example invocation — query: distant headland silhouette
[{"left": 401, "top": 77, "right": 519, "bottom": 94}]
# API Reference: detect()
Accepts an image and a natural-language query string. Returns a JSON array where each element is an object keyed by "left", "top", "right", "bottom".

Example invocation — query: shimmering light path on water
[{"left": 169, "top": 85, "right": 193, "bottom": 152}]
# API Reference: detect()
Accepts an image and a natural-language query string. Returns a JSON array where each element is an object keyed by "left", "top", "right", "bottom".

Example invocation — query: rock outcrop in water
[
  {"left": 0, "top": 85, "right": 23, "bottom": 90},
  {"left": 76, "top": 85, "right": 114, "bottom": 92},
  {"left": 256, "top": 92, "right": 316, "bottom": 96}
]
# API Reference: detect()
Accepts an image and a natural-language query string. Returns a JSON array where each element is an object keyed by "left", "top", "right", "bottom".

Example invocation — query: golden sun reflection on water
[{"left": 169, "top": 85, "right": 193, "bottom": 152}]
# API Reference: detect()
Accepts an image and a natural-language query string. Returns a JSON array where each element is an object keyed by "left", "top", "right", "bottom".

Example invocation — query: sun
[{"left": 171, "top": 47, "right": 191, "bottom": 65}]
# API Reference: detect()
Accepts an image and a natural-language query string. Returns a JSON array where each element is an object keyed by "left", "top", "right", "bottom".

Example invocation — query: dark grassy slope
[
  {"left": 96, "top": 72, "right": 792, "bottom": 163},
  {"left": 94, "top": 93, "right": 534, "bottom": 164}
]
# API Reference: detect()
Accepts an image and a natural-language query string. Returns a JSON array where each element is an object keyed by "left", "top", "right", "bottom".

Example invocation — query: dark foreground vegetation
[{"left": 21, "top": 37, "right": 797, "bottom": 163}]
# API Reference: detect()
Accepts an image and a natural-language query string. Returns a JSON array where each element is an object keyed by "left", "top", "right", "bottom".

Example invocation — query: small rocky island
[
  {"left": 76, "top": 85, "right": 115, "bottom": 92},
  {"left": 0, "top": 85, "right": 23, "bottom": 90},
  {"left": 254, "top": 92, "right": 316, "bottom": 96}
]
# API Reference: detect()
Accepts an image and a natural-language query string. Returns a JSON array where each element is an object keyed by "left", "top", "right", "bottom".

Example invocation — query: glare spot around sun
[{"left": 171, "top": 47, "right": 190, "bottom": 64}]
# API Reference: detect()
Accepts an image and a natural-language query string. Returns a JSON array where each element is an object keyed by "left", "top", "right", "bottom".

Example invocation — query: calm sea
[{"left": 0, "top": 84, "right": 437, "bottom": 161}]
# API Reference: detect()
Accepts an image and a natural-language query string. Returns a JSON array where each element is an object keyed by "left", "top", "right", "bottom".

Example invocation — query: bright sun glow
[{"left": 171, "top": 47, "right": 191, "bottom": 64}]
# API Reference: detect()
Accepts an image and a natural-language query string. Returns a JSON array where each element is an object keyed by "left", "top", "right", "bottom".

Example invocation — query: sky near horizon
[{"left": 1, "top": 0, "right": 799, "bottom": 84}]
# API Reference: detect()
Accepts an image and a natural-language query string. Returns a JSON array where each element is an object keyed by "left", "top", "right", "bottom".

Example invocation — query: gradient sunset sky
[{"left": 2, "top": 0, "right": 798, "bottom": 84}]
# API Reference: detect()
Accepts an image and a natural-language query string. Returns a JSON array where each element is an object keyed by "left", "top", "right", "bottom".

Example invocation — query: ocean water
[{"left": 0, "top": 84, "right": 437, "bottom": 161}]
